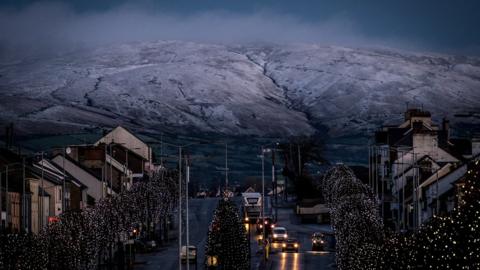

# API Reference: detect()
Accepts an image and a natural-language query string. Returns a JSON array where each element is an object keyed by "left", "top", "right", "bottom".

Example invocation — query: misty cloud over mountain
[{"left": 0, "top": 2, "right": 446, "bottom": 58}]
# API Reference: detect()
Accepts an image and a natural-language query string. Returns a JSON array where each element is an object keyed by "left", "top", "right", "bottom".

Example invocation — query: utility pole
[
  {"left": 62, "top": 147, "right": 66, "bottom": 211},
  {"left": 186, "top": 157, "right": 190, "bottom": 270},
  {"left": 22, "top": 157, "right": 26, "bottom": 232},
  {"left": 225, "top": 143, "right": 228, "bottom": 191},
  {"left": 297, "top": 144, "right": 301, "bottom": 176},
  {"left": 436, "top": 169, "right": 439, "bottom": 215},
  {"left": 368, "top": 146, "right": 371, "bottom": 190},
  {"left": 272, "top": 147, "right": 277, "bottom": 222},
  {"left": 261, "top": 147, "right": 266, "bottom": 263},
  {"left": 5, "top": 165, "right": 8, "bottom": 229},
  {"left": 40, "top": 152, "right": 44, "bottom": 228},
  {"left": 103, "top": 144, "right": 107, "bottom": 197},
  {"left": 178, "top": 146, "right": 182, "bottom": 270},
  {"left": 110, "top": 144, "right": 113, "bottom": 195}
]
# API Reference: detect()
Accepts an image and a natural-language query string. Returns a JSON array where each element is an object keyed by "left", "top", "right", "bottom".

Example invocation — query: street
[
  {"left": 262, "top": 207, "right": 336, "bottom": 270},
  {"left": 135, "top": 197, "right": 335, "bottom": 270},
  {"left": 135, "top": 197, "right": 218, "bottom": 270}
]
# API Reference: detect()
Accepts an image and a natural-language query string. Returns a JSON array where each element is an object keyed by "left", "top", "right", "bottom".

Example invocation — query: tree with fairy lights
[
  {"left": 43, "top": 210, "right": 99, "bottom": 270},
  {"left": 0, "top": 170, "right": 179, "bottom": 270},
  {"left": 382, "top": 159, "right": 480, "bottom": 269},
  {"left": 205, "top": 198, "right": 249, "bottom": 270},
  {"left": 322, "top": 165, "right": 384, "bottom": 270},
  {"left": 0, "top": 231, "right": 48, "bottom": 270}
]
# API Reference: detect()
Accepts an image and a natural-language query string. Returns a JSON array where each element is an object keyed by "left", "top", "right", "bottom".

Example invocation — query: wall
[
  {"left": 8, "top": 192, "right": 20, "bottom": 232},
  {"left": 97, "top": 126, "right": 152, "bottom": 162},
  {"left": 29, "top": 179, "right": 39, "bottom": 234},
  {"left": 52, "top": 155, "right": 104, "bottom": 204}
]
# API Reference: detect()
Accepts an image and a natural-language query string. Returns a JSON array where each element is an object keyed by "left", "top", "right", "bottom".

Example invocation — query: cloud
[{"left": 0, "top": 1, "right": 427, "bottom": 56}]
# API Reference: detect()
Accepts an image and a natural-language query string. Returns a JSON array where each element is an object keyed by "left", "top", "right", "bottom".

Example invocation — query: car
[
  {"left": 196, "top": 191, "right": 207, "bottom": 198},
  {"left": 312, "top": 232, "right": 326, "bottom": 251},
  {"left": 255, "top": 217, "right": 275, "bottom": 235},
  {"left": 181, "top": 246, "right": 197, "bottom": 264},
  {"left": 134, "top": 239, "right": 156, "bottom": 253},
  {"left": 271, "top": 227, "right": 288, "bottom": 243},
  {"left": 282, "top": 238, "right": 300, "bottom": 253}
]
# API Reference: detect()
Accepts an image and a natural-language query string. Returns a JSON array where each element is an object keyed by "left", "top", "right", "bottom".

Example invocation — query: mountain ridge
[{"left": 1, "top": 41, "right": 479, "bottom": 140}]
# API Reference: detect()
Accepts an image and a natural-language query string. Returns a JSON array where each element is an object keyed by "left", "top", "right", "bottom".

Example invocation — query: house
[
  {"left": 370, "top": 108, "right": 479, "bottom": 231},
  {"left": 52, "top": 154, "right": 107, "bottom": 205},
  {"left": 63, "top": 125, "right": 154, "bottom": 194},
  {"left": 95, "top": 126, "right": 154, "bottom": 177},
  {"left": 63, "top": 143, "right": 131, "bottom": 194},
  {"left": 0, "top": 148, "right": 27, "bottom": 233}
]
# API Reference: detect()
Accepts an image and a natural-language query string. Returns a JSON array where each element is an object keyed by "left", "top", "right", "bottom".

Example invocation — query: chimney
[{"left": 442, "top": 118, "right": 450, "bottom": 141}]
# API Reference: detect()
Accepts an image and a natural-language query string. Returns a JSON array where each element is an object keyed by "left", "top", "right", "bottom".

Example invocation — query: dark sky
[{"left": 1, "top": 0, "right": 479, "bottom": 55}]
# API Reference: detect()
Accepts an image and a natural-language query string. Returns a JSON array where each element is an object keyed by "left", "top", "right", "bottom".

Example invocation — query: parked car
[
  {"left": 255, "top": 216, "right": 275, "bottom": 235},
  {"left": 181, "top": 246, "right": 197, "bottom": 264},
  {"left": 196, "top": 191, "right": 207, "bottom": 198},
  {"left": 282, "top": 238, "right": 300, "bottom": 253},
  {"left": 134, "top": 239, "right": 156, "bottom": 253},
  {"left": 312, "top": 232, "right": 326, "bottom": 251},
  {"left": 271, "top": 227, "right": 288, "bottom": 243}
]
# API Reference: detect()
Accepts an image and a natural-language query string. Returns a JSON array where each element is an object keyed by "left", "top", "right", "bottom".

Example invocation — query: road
[
  {"left": 263, "top": 207, "right": 336, "bottom": 270},
  {"left": 135, "top": 197, "right": 218, "bottom": 270},
  {"left": 135, "top": 197, "right": 335, "bottom": 270}
]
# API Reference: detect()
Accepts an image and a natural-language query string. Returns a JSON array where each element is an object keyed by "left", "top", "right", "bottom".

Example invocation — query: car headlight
[
  {"left": 320, "top": 240, "right": 324, "bottom": 244},
  {"left": 294, "top": 243, "right": 299, "bottom": 248},
  {"left": 282, "top": 243, "right": 286, "bottom": 248},
  {"left": 284, "top": 234, "right": 288, "bottom": 238},
  {"left": 313, "top": 240, "right": 317, "bottom": 243},
  {"left": 271, "top": 224, "right": 275, "bottom": 228},
  {"left": 245, "top": 217, "right": 249, "bottom": 222},
  {"left": 259, "top": 224, "right": 263, "bottom": 228},
  {"left": 273, "top": 234, "right": 278, "bottom": 238}
]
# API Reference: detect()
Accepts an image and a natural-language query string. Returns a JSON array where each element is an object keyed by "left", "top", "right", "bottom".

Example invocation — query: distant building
[
  {"left": 370, "top": 108, "right": 480, "bottom": 231},
  {"left": 95, "top": 126, "right": 154, "bottom": 176},
  {"left": 61, "top": 126, "right": 154, "bottom": 194}
]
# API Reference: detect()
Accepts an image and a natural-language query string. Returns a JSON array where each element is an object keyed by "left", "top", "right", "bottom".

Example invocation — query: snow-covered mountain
[{"left": 1, "top": 41, "right": 479, "bottom": 140}]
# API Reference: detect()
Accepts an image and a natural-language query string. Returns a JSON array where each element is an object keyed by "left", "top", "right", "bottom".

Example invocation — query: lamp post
[
  {"left": 159, "top": 141, "right": 209, "bottom": 270},
  {"left": 178, "top": 146, "right": 182, "bottom": 270},
  {"left": 259, "top": 146, "right": 273, "bottom": 263},
  {"left": 185, "top": 156, "right": 190, "bottom": 270}
]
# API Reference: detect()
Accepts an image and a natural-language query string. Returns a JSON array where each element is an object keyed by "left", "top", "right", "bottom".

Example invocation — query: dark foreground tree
[
  {"left": 205, "top": 198, "right": 249, "bottom": 270},
  {"left": 278, "top": 135, "right": 325, "bottom": 200}
]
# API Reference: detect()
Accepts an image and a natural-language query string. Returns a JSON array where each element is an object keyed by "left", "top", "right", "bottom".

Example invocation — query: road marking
[{"left": 305, "top": 250, "right": 332, "bottom": 255}]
